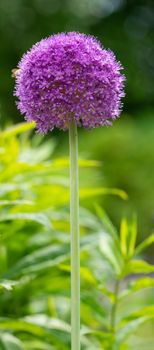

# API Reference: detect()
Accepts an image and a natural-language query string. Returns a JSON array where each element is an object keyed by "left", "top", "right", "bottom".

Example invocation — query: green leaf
[
  {"left": 99, "top": 234, "right": 124, "bottom": 275},
  {"left": 81, "top": 291, "right": 108, "bottom": 323},
  {"left": 80, "top": 187, "right": 128, "bottom": 200},
  {"left": 0, "top": 317, "right": 70, "bottom": 349},
  {"left": 4, "top": 244, "right": 69, "bottom": 278},
  {"left": 79, "top": 207, "right": 102, "bottom": 230},
  {"left": 0, "top": 317, "right": 49, "bottom": 335},
  {"left": 0, "top": 213, "right": 51, "bottom": 229},
  {"left": 0, "top": 200, "right": 33, "bottom": 206},
  {"left": 124, "top": 259, "right": 154, "bottom": 276},
  {"left": 120, "top": 218, "right": 128, "bottom": 256},
  {"left": 98, "top": 286, "right": 115, "bottom": 303},
  {"left": 82, "top": 327, "right": 114, "bottom": 342},
  {"left": 135, "top": 233, "right": 154, "bottom": 256},
  {"left": 20, "top": 140, "right": 56, "bottom": 163},
  {"left": 94, "top": 204, "right": 118, "bottom": 241},
  {"left": 116, "top": 317, "right": 151, "bottom": 346},
  {"left": 116, "top": 306, "right": 154, "bottom": 347},
  {"left": 0, "top": 333, "right": 24, "bottom": 350},
  {"left": 120, "top": 277, "right": 154, "bottom": 299},
  {"left": 0, "top": 122, "right": 35, "bottom": 138},
  {"left": 118, "top": 305, "right": 154, "bottom": 325},
  {"left": 23, "top": 315, "right": 70, "bottom": 333},
  {"left": 23, "top": 339, "right": 55, "bottom": 350},
  {"left": 128, "top": 215, "right": 137, "bottom": 257},
  {"left": 0, "top": 183, "right": 28, "bottom": 196}
]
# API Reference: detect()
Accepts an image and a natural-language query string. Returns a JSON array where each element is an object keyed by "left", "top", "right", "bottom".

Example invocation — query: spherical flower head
[{"left": 14, "top": 32, "right": 125, "bottom": 133}]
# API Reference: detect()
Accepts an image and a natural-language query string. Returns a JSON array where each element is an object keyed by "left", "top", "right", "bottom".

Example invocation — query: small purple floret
[{"left": 15, "top": 32, "right": 125, "bottom": 133}]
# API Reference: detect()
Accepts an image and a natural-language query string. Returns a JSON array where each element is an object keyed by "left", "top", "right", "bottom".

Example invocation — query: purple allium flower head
[{"left": 15, "top": 32, "right": 125, "bottom": 133}]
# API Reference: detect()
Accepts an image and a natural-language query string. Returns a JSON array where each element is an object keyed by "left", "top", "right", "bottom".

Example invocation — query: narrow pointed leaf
[
  {"left": 135, "top": 233, "right": 154, "bottom": 256},
  {"left": 128, "top": 215, "right": 137, "bottom": 257},
  {"left": 120, "top": 218, "right": 128, "bottom": 256}
]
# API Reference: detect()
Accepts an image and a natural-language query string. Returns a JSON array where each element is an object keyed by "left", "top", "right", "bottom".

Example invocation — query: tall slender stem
[{"left": 69, "top": 119, "right": 80, "bottom": 350}]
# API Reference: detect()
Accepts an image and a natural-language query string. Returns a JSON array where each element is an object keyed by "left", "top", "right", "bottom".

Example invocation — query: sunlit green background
[
  {"left": 0, "top": 0, "right": 154, "bottom": 350},
  {"left": 0, "top": 0, "right": 154, "bottom": 242}
]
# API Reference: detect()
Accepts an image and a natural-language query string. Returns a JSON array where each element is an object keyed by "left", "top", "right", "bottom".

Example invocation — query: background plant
[
  {"left": 0, "top": 0, "right": 153, "bottom": 347},
  {"left": 0, "top": 124, "right": 154, "bottom": 349},
  {"left": 0, "top": 0, "right": 154, "bottom": 250}
]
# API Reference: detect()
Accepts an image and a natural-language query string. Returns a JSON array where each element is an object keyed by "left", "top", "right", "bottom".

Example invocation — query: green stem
[
  {"left": 69, "top": 119, "right": 80, "bottom": 350},
  {"left": 110, "top": 279, "right": 120, "bottom": 332}
]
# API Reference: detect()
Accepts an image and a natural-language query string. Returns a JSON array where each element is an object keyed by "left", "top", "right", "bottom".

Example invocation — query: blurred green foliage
[
  {"left": 0, "top": 0, "right": 153, "bottom": 244},
  {"left": 56, "top": 112, "right": 154, "bottom": 247},
  {"left": 0, "top": 124, "right": 154, "bottom": 349},
  {"left": 0, "top": 1, "right": 154, "bottom": 348}
]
